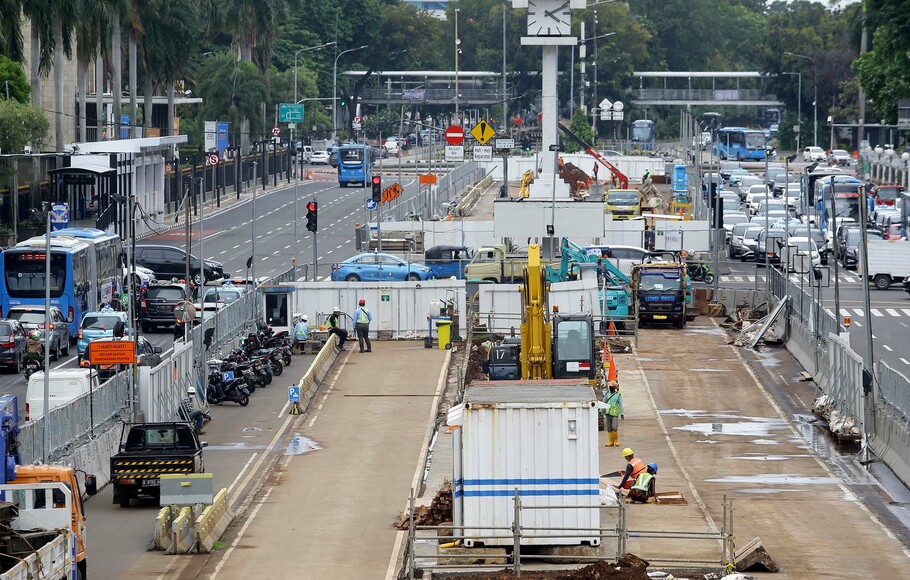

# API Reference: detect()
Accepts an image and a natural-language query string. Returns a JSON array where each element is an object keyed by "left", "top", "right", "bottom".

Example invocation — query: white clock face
[{"left": 527, "top": 0, "right": 571, "bottom": 36}]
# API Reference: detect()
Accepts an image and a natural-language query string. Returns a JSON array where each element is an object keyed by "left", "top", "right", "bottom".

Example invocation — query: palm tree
[
  {"left": 20, "top": 0, "right": 50, "bottom": 109},
  {"left": 74, "top": 0, "right": 115, "bottom": 141},
  {"left": 51, "top": 0, "right": 77, "bottom": 150},
  {"left": 0, "top": 0, "right": 24, "bottom": 61},
  {"left": 216, "top": 0, "right": 293, "bottom": 74}
]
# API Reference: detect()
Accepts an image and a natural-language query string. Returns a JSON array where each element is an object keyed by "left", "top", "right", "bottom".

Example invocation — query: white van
[{"left": 26, "top": 369, "right": 100, "bottom": 421}]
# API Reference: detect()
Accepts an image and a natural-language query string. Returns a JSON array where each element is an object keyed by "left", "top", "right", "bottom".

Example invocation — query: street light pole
[
  {"left": 783, "top": 71, "right": 801, "bottom": 151},
  {"left": 785, "top": 52, "right": 816, "bottom": 146},
  {"left": 332, "top": 45, "right": 368, "bottom": 145},
  {"left": 455, "top": 8, "right": 461, "bottom": 122}
]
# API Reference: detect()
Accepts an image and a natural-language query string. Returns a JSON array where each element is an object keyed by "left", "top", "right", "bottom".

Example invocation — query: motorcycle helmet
[{"left": 28, "top": 330, "right": 41, "bottom": 341}]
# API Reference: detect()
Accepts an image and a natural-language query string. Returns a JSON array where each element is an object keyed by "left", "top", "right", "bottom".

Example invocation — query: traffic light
[
  {"left": 371, "top": 175, "right": 382, "bottom": 204},
  {"left": 306, "top": 200, "right": 318, "bottom": 233}
]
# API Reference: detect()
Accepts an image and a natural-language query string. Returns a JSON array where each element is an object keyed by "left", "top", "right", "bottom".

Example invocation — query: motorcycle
[
  {"left": 256, "top": 323, "right": 293, "bottom": 365},
  {"left": 242, "top": 337, "right": 285, "bottom": 376},
  {"left": 22, "top": 339, "right": 44, "bottom": 379},
  {"left": 686, "top": 261, "right": 715, "bottom": 285},
  {"left": 206, "top": 364, "right": 251, "bottom": 406}
]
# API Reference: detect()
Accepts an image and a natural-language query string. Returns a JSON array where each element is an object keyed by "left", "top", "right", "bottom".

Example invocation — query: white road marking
[
  {"left": 233, "top": 244, "right": 240, "bottom": 249},
  {"left": 886, "top": 309, "right": 900, "bottom": 316},
  {"left": 853, "top": 309, "right": 864, "bottom": 317},
  {"left": 901, "top": 358, "right": 910, "bottom": 365},
  {"left": 883, "top": 345, "right": 893, "bottom": 352},
  {"left": 853, "top": 321, "right": 862, "bottom": 327},
  {"left": 901, "top": 309, "right": 910, "bottom": 317},
  {"left": 870, "top": 308, "right": 883, "bottom": 317}
]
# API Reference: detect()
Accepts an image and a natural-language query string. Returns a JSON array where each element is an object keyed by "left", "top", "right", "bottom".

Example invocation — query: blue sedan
[{"left": 330, "top": 253, "right": 434, "bottom": 282}]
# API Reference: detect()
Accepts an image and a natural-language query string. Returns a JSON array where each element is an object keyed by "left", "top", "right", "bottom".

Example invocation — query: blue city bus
[
  {"left": 630, "top": 119, "right": 656, "bottom": 151},
  {"left": 1, "top": 230, "right": 123, "bottom": 336},
  {"left": 337, "top": 144, "right": 373, "bottom": 187},
  {"left": 713, "top": 127, "right": 766, "bottom": 161},
  {"left": 50, "top": 228, "right": 123, "bottom": 301}
]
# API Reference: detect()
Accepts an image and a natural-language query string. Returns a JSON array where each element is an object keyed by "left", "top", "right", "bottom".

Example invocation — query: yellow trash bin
[{"left": 436, "top": 320, "right": 452, "bottom": 350}]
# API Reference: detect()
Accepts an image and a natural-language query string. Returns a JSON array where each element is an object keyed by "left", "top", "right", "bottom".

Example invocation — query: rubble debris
[
  {"left": 396, "top": 480, "right": 453, "bottom": 530},
  {"left": 734, "top": 536, "right": 779, "bottom": 573},
  {"left": 451, "top": 553, "right": 652, "bottom": 579},
  {"left": 812, "top": 396, "right": 862, "bottom": 441}
]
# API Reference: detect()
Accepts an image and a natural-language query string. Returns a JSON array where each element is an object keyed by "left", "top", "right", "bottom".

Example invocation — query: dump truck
[
  {"left": 111, "top": 422, "right": 206, "bottom": 507},
  {"left": 631, "top": 261, "right": 689, "bottom": 328},
  {"left": 0, "top": 394, "right": 96, "bottom": 579},
  {"left": 464, "top": 244, "right": 530, "bottom": 283}
]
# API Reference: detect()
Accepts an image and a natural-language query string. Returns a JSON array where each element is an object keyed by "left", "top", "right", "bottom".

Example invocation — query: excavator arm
[
  {"left": 558, "top": 122, "right": 629, "bottom": 189},
  {"left": 520, "top": 244, "right": 552, "bottom": 380}
]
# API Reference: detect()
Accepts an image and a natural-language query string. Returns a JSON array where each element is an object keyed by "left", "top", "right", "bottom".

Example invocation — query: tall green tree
[
  {"left": 853, "top": 0, "right": 910, "bottom": 123},
  {"left": 195, "top": 50, "right": 268, "bottom": 144},
  {"left": 0, "top": 0, "right": 23, "bottom": 61},
  {"left": 0, "top": 53, "right": 30, "bottom": 102},
  {"left": 0, "top": 97, "right": 48, "bottom": 151}
]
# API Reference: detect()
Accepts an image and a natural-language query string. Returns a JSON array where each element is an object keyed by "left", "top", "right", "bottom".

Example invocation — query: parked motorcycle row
[{"left": 205, "top": 322, "right": 294, "bottom": 407}]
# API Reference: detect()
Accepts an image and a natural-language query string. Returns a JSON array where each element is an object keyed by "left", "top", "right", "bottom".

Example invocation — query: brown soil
[{"left": 448, "top": 553, "right": 651, "bottom": 580}]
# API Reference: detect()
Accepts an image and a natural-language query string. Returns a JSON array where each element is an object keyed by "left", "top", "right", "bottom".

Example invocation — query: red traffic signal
[
  {"left": 306, "top": 201, "right": 318, "bottom": 233},
  {"left": 306, "top": 201, "right": 317, "bottom": 212},
  {"left": 371, "top": 175, "right": 381, "bottom": 186},
  {"left": 371, "top": 175, "right": 382, "bottom": 203}
]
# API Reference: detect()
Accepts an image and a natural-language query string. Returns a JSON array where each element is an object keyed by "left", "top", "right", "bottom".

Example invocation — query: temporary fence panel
[
  {"left": 380, "top": 220, "right": 497, "bottom": 252},
  {"left": 479, "top": 155, "right": 665, "bottom": 183},
  {"left": 18, "top": 370, "right": 131, "bottom": 464},
  {"left": 477, "top": 278, "right": 608, "bottom": 335},
  {"left": 870, "top": 361, "right": 910, "bottom": 488},
  {"left": 653, "top": 220, "right": 710, "bottom": 252},
  {"left": 596, "top": 220, "right": 646, "bottom": 247},
  {"left": 287, "top": 280, "right": 467, "bottom": 338},
  {"left": 139, "top": 339, "right": 195, "bottom": 423},
  {"left": 825, "top": 332, "right": 865, "bottom": 424},
  {"left": 452, "top": 384, "right": 602, "bottom": 547},
  {"left": 494, "top": 200, "right": 606, "bottom": 240}
]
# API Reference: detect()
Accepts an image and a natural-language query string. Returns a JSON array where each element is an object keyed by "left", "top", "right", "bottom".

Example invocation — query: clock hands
[{"left": 543, "top": 1, "right": 570, "bottom": 23}]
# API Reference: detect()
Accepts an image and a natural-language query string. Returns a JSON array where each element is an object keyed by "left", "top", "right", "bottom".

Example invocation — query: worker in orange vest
[{"left": 603, "top": 448, "right": 646, "bottom": 491}]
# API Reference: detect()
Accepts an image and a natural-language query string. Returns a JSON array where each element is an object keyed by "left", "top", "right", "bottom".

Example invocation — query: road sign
[
  {"left": 445, "top": 146, "right": 464, "bottom": 162},
  {"left": 353, "top": 115, "right": 361, "bottom": 123},
  {"left": 381, "top": 183, "right": 403, "bottom": 205},
  {"left": 222, "top": 371, "right": 235, "bottom": 382},
  {"left": 271, "top": 126, "right": 281, "bottom": 137},
  {"left": 419, "top": 174, "right": 437, "bottom": 185},
  {"left": 366, "top": 198, "right": 378, "bottom": 211},
  {"left": 206, "top": 153, "right": 220, "bottom": 166},
  {"left": 470, "top": 120, "right": 496, "bottom": 145},
  {"left": 50, "top": 202, "right": 69, "bottom": 231},
  {"left": 495, "top": 138, "right": 515, "bottom": 150},
  {"left": 352, "top": 122, "right": 362, "bottom": 130},
  {"left": 445, "top": 125, "right": 465, "bottom": 145},
  {"left": 473, "top": 146, "right": 493, "bottom": 162},
  {"left": 288, "top": 385, "right": 301, "bottom": 403},
  {"left": 87, "top": 340, "right": 135, "bottom": 365},
  {"left": 361, "top": 115, "right": 369, "bottom": 122},
  {"left": 279, "top": 103, "right": 304, "bottom": 122}
]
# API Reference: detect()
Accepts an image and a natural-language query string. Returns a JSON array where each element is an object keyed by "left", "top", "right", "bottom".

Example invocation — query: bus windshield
[
  {"left": 4, "top": 252, "right": 66, "bottom": 298},
  {"left": 340, "top": 147, "right": 364, "bottom": 164},
  {"left": 834, "top": 197, "right": 860, "bottom": 222},
  {"left": 631, "top": 124, "right": 653, "bottom": 141},
  {"left": 744, "top": 132, "right": 765, "bottom": 149}
]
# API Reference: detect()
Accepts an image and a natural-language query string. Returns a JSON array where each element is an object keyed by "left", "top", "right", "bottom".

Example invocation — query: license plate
[
  {"left": 653, "top": 315, "right": 667, "bottom": 320},
  {"left": 143, "top": 479, "right": 160, "bottom": 487}
]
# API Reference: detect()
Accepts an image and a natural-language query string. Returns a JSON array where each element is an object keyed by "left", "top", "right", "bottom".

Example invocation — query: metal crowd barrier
[
  {"left": 877, "top": 361, "right": 910, "bottom": 420},
  {"left": 18, "top": 370, "right": 131, "bottom": 463}
]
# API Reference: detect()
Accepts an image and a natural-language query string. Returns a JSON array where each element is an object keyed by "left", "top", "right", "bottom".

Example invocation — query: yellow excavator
[{"left": 514, "top": 244, "right": 596, "bottom": 381}]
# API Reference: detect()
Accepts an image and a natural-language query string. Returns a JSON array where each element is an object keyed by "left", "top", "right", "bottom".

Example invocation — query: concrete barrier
[
  {"left": 196, "top": 488, "right": 234, "bottom": 552},
  {"left": 171, "top": 507, "right": 195, "bottom": 554},
  {"left": 154, "top": 507, "right": 173, "bottom": 552}
]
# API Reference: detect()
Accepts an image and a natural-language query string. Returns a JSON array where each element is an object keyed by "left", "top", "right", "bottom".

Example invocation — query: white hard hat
[
  {"left": 302, "top": 314, "right": 308, "bottom": 321},
  {"left": 333, "top": 306, "right": 340, "bottom": 312},
  {"left": 187, "top": 386, "right": 196, "bottom": 395}
]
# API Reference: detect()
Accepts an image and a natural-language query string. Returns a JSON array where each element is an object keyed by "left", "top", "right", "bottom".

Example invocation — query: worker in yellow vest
[
  {"left": 603, "top": 381, "right": 624, "bottom": 447},
  {"left": 628, "top": 463, "right": 658, "bottom": 503}
]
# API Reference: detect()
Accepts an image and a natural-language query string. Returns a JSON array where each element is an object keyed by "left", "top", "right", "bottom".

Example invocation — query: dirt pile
[{"left": 451, "top": 553, "right": 651, "bottom": 580}]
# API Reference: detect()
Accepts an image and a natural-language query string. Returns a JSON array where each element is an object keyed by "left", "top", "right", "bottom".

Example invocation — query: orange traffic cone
[
  {"left": 607, "top": 320, "right": 618, "bottom": 336},
  {"left": 607, "top": 354, "right": 618, "bottom": 383}
]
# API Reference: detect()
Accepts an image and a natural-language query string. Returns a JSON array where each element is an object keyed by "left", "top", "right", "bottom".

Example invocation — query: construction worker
[
  {"left": 627, "top": 463, "right": 658, "bottom": 503},
  {"left": 592, "top": 163, "right": 599, "bottom": 182},
  {"left": 355, "top": 298, "right": 372, "bottom": 353},
  {"left": 642, "top": 169, "right": 652, "bottom": 185},
  {"left": 603, "top": 381, "right": 624, "bottom": 447},
  {"left": 181, "top": 386, "right": 208, "bottom": 435},
  {"left": 292, "top": 313, "right": 310, "bottom": 351},
  {"left": 327, "top": 306, "right": 348, "bottom": 351},
  {"left": 603, "top": 448, "right": 646, "bottom": 491}
]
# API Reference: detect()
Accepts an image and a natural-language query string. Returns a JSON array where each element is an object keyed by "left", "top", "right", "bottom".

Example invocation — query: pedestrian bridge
[{"left": 632, "top": 71, "right": 783, "bottom": 107}]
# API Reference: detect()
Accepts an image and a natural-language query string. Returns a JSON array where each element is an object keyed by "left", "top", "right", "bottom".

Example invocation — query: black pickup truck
[{"left": 111, "top": 422, "right": 206, "bottom": 507}]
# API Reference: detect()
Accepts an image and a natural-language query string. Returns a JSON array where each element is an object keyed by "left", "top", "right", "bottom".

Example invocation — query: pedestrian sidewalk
[{"left": 198, "top": 341, "right": 449, "bottom": 579}]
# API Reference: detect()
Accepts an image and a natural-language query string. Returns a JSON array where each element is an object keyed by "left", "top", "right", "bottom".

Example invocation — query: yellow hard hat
[{"left": 622, "top": 448, "right": 634, "bottom": 457}]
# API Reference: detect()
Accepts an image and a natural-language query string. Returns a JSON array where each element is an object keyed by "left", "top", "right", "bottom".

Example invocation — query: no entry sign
[{"left": 445, "top": 125, "right": 465, "bottom": 146}]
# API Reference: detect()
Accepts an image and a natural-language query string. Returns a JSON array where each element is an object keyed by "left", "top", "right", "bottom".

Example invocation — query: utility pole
[{"left": 42, "top": 207, "right": 50, "bottom": 462}]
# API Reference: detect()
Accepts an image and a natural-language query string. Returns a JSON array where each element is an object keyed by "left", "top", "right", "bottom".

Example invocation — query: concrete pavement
[{"left": 193, "top": 341, "right": 448, "bottom": 579}]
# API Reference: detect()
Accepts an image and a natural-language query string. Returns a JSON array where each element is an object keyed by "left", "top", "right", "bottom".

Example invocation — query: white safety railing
[{"left": 140, "top": 340, "right": 196, "bottom": 423}]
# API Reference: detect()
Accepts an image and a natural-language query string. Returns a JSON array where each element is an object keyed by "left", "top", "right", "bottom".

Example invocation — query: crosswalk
[
  {"left": 722, "top": 273, "right": 862, "bottom": 284},
  {"left": 838, "top": 307, "right": 910, "bottom": 319}
]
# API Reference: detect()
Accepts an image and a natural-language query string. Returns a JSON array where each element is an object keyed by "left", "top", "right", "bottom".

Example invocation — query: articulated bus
[
  {"left": 814, "top": 175, "right": 866, "bottom": 233},
  {"left": 630, "top": 120, "right": 656, "bottom": 151},
  {"left": 337, "top": 143, "right": 373, "bottom": 188},
  {"left": 1, "top": 229, "right": 123, "bottom": 336},
  {"left": 712, "top": 127, "right": 766, "bottom": 161}
]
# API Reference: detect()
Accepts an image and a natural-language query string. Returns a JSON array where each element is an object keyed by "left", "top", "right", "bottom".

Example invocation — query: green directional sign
[{"left": 279, "top": 103, "right": 304, "bottom": 123}]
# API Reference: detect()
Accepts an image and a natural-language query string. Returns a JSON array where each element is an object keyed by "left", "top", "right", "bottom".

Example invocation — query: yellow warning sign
[{"left": 470, "top": 120, "right": 496, "bottom": 145}]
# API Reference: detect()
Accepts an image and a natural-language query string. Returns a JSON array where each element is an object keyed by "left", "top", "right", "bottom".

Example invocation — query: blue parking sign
[
  {"left": 222, "top": 371, "right": 235, "bottom": 382},
  {"left": 288, "top": 385, "right": 301, "bottom": 402}
]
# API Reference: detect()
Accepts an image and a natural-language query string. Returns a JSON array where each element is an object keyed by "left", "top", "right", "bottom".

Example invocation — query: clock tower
[{"left": 512, "top": 0, "right": 585, "bottom": 193}]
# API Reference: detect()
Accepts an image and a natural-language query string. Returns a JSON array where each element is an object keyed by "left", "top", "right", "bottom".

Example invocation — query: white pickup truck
[
  {"left": 862, "top": 239, "right": 910, "bottom": 289},
  {"left": 0, "top": 482, "right": 77, "bottom": 580}
]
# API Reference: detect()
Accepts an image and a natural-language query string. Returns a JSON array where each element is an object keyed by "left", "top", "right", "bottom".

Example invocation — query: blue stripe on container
[
  {"left": 461, "top": 478, "right": 599, "bottom": 486},
  {"left": 461, "top": 489, "right": 599, "bottom": 497}
]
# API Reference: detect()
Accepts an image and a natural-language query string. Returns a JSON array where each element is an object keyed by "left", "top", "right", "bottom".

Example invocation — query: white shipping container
[{"left": 447, "top": 384, "right": 603, "bottom": 547}]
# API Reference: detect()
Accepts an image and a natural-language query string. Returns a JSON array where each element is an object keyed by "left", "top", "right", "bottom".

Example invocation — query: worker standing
[
  {"left": 327, "top": 306, "right": 348, "bottom": 351},
  {"left": 627, "top": 463, "right": 658, "bottom": 503},
  {"left": 592, "top": 163, "right": 599, "bottom": 183},
  {"left": 603, "top": 381, "right": 624, "bottom": 447},
  {"left": 292, "top": 314, "right": 310, "bottom": 352},
  {"left": 603, "top": 448, "right": 646, "bottom": 491},
  {"left": 355, "top": 298, "right": 373, "bottom": 353}
]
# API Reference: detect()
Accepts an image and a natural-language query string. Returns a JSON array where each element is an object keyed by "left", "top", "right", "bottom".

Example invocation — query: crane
[{"left": 558, "top": 122, "right": 630, "bottom": 189}]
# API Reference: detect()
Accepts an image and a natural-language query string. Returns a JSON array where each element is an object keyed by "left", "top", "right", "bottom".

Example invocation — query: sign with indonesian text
[{"left": 87, "top": 340, "right": 136, "bottom": 365}]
